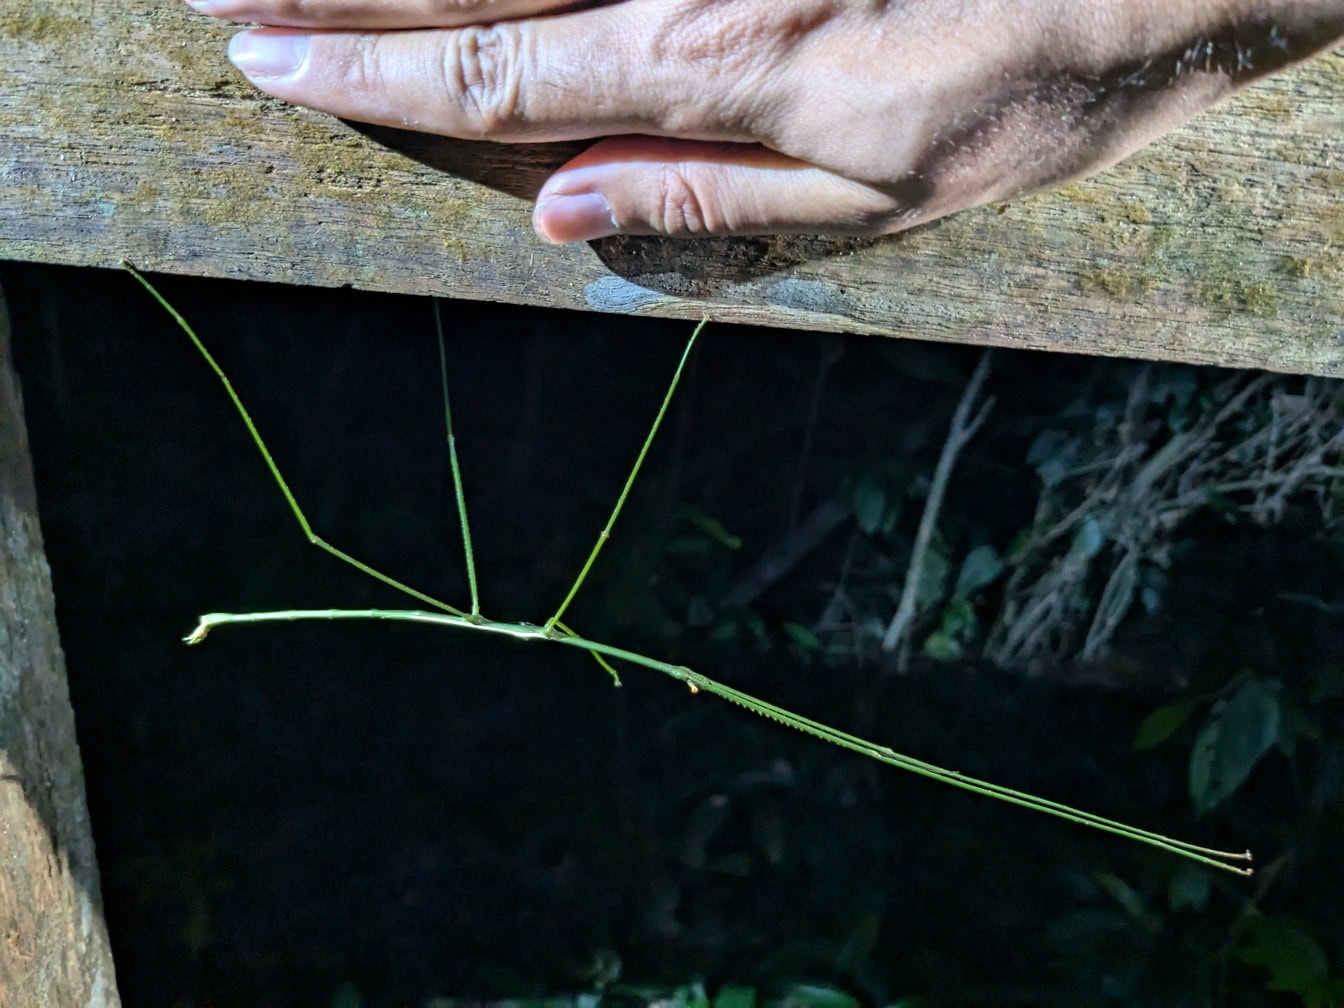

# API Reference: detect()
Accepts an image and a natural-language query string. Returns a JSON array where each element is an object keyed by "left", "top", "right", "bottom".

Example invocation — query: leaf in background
[
  {"left": 712, "top": 985, "right": 758, "bottom": 1008},
  {"left": 1189, "top": 678, "right": 1282, "bottom": 814},
  {"left": 708, "top": 619, "right": 739, "bottom": 643},
  {"left": 942, "top": 598, "right": 977, "bottom": 638},
  {"left": 914, "top": 539, "right": 950, "bottom": 611},
  {"left": 1069, "top": 517, "right": 1106, "bottom": 560},
  {"left": 922, "top": 630, "right": 963, "bottom": 662},
  {"left": 1004, "top": 526, "right": 1034, "bottom": 564},
  {"left": 1274, "top": 695, "right": 1312, "bottom": 761},
  {"left": 1133, "top": 701, "right": 1199, "bottom": 750},
  {"left": 776, "top": 982, "right": 861, "bottom": 1008},
  {"left": 1027, "top": 429, "right": 1076, "bottom": 487},
  {"left": 685, "top": 509, "right": 744, "bottom": 550},
  {"left": 1236, "top": 916, "right": 1330, "bottom": 998},
  {"left": 1093, "top": 871, "right": 1151, "bottom": 926},
  {"left": 1188, "top": 716, "right": 1221, "bottom": 814},
  {"left": 782, "top": 622, "right": 821, "bottom": 653},
  {"left": 852, "top": 473, "right": 887, "bottom": 536},
  {"left": 953, "top": 544, "right": 1004, "bottom": 599},
  {"left": 1138, "top": 563, "right": 1168, "bottom": 615}
]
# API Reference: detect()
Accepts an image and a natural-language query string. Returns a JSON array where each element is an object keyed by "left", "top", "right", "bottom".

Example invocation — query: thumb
[{"left": 532, "top": 136, "right": 905, "bottom": 242}]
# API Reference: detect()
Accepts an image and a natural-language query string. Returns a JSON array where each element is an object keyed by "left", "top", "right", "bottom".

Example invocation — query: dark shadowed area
[{"left": 4, "top": 262, "right": 1340, "bottom": 1008}]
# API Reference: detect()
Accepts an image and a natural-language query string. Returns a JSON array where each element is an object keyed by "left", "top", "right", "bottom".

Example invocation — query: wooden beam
[
  {"left": 0, "top": 281, "right": 121, "bottom": 1006},
  {"left": 0, "top": 5, "right": 1340, "bottom": 374}
]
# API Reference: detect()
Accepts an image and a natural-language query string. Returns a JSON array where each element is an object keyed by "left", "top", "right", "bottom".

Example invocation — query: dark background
[{"left": 3, "top": 262, "right": 1339, "bottom": 1007}]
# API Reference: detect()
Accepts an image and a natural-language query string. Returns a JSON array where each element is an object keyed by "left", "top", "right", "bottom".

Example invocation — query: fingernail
[
  {"left": 185, "top": 0, "right": 229, "bottom": 13},
  {"left": 228, "top": 30, "right": 309, "bottom": 80},
  {"left": 534, "top": 193, "right": 619, "bottom": 244}
]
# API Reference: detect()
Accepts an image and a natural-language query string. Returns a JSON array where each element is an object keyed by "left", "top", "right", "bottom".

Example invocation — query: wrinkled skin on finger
[{"left": 193, "top": 0, "right": 1344, "bottom": 239}]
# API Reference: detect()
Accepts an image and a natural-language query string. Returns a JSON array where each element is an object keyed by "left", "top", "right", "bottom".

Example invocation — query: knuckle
[
  {"left": 440, "top": 24, "right": 525, "bottom": 137},
  {"left": 653, "top": 164, "right": 717, "bottom": 235},
  {"left": 335, "top": 32, "right": 391, "bottom": 95}
]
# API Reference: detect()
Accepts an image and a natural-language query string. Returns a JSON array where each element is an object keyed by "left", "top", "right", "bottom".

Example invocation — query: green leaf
[
  {"left": 782, "top": 622, "right": 821, "bottom": 653},
  {"left": 939, "top": 597, "right": 978, "bottom": 639},
  {"left": 914, "top": 539, "right": 950, "bottom": 611},
  {"left": 953, "top": 544, "right": 1004, "bottom": 599},
  {"left": 922, "top": 631, "right": 963, "bottom": 662},
  {"left": 1188, "top": 718, "right": 1221, "bottom": 814},
  {"left": 708, "top": 618, "right": 739, "bottom": 643},
  {"left": 1003, "top": 526, "right": 1034, "bottom": 563},
  {"left": 685, "top": 509, "right": 743, "bottom": 550},
  {"left": 852, "top": 474, "right": 887, "bottom": 536},
  {"left": 713, "top": 985, "right": 757, "bottom": 1008},
  {"left": 775, "top": 982, "right": 861, "bottom": 1008},
  {"left": 1236, "top": 916, "right": 1330, "bottom": 997},
  {"left": 1189, "top": 678, "right": 1281, "bottom": 814},
  {"left": 1133, "top": 701, "right": 1199, "bottom": 750},
  {"left": 1093, "top": 871, "right": 1149, "bottom": 924},
  {"left": 1274, "top": 696, "right": 1312, "bottom": 760}
]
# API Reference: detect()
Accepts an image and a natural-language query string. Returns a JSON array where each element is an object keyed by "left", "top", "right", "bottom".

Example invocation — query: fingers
[
  {"left": 532, "top": 136, "right": 905, "bottom": 241},
  {"left": 187, "top": 0, "right": 578, "bottom": 30},
  {"left": 224, "top": 8, "right": 768, "bottom": 143}
]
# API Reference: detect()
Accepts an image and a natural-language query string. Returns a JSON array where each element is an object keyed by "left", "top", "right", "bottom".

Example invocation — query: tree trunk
[{"left": 0, "top": 280, "right": 121, "bottom": 1007}]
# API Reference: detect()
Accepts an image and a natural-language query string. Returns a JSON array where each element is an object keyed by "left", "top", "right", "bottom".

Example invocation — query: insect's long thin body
[
  {"left": 130, "top": 261, "right": 1252, "bottom": 877},
  {"left": 186, "top": 606, "right": 1251, "bottom": 875}
]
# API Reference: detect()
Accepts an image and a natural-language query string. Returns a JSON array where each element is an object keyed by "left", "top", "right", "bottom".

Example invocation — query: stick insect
[{"left": 124, "top": 261, "right": 1252, "bottom": 877}]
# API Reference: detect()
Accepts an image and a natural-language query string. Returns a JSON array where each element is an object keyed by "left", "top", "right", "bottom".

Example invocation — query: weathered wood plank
[
  {"left": 0, "top": 281, "right": 121, "bottom": 1007},
  {"left": 0, "top": 4, "right": 1341, "bottom": 374}
]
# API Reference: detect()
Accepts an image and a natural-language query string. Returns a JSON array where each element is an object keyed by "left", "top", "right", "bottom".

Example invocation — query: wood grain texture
[
  {"left": 0, "top": 3, "right": 1341, "bottom": 374},
  {"left": 0, "top": 281, "right": 121, "bottom": 1008}
]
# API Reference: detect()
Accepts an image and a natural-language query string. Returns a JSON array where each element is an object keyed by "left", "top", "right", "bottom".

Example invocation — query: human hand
[{"left": 189, "top": 0, "right": 1344, "bottom": 242}]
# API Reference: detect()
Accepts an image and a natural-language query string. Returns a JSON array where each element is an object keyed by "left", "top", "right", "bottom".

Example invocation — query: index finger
[
  {"left": 190, "top": 0, "right": 595, "bottom": 30},
  {"left": 224, "top": 4, "right": 776, "bottom": 144}
]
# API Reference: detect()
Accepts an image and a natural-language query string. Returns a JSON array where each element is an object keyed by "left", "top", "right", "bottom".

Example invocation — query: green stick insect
[{"left": 124, "top": 262, "right": 1252, "bottom": 877}]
